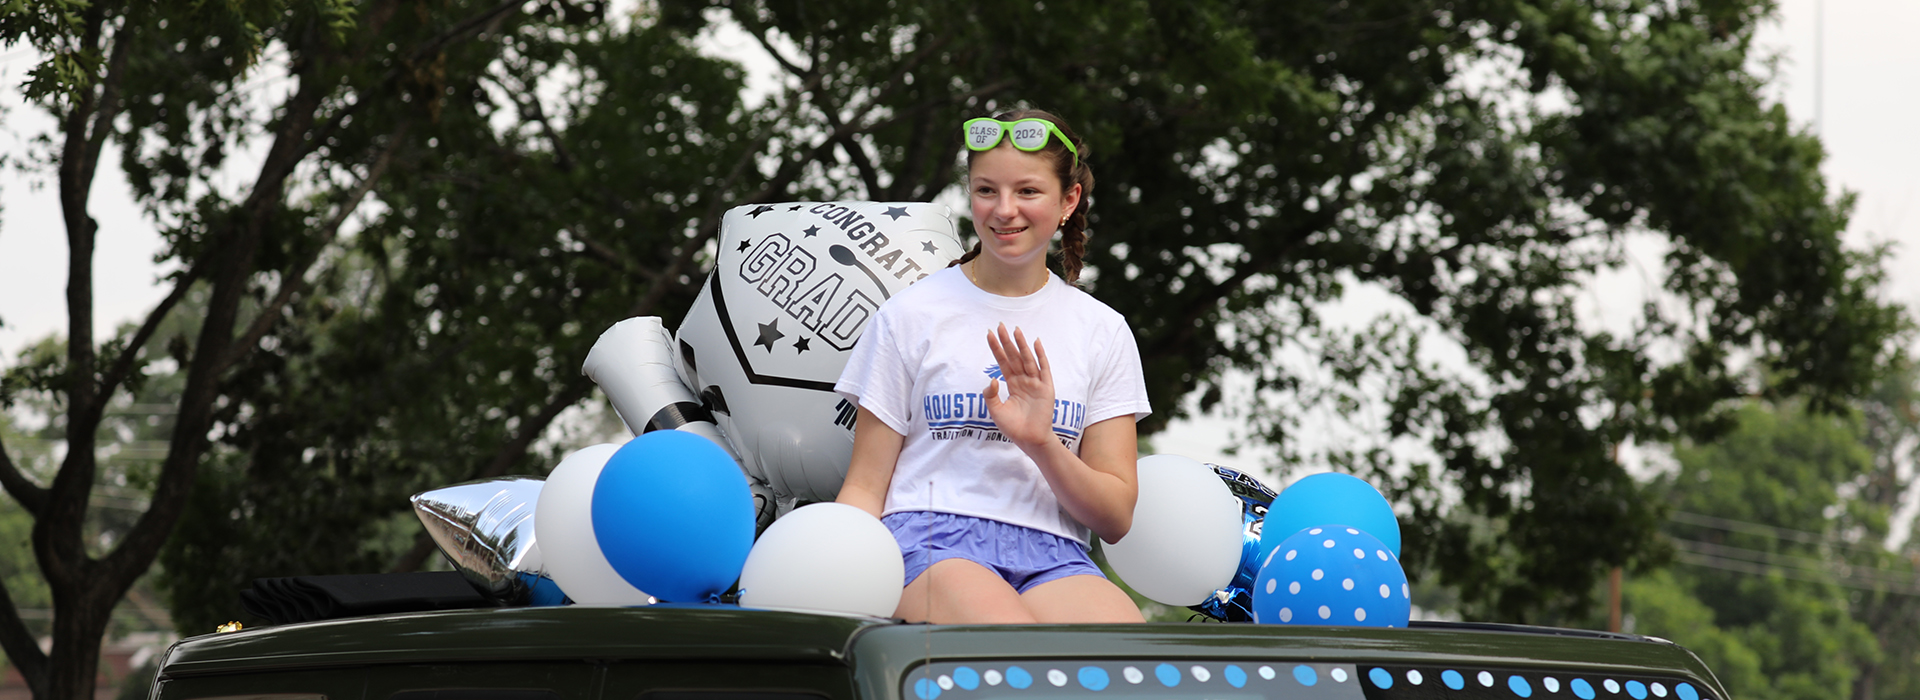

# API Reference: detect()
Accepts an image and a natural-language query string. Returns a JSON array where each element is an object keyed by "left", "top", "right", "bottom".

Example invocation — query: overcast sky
[{"left": 2, "top": 0, "right": 1915, "bottom": 479}]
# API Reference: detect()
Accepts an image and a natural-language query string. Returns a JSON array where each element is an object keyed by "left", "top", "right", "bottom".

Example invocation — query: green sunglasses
[{"left": 962, "top": 117, "right": 1080, "bottom": 168}]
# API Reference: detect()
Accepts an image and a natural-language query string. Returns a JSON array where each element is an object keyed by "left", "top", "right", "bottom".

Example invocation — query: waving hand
[{"left": 984, "top": 324, "right": 1057, "bottom": 449}]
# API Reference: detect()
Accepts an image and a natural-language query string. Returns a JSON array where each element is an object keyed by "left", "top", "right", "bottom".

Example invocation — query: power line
[
  {"left": 1674, "top": 550, "right": 1920, "bottom": 597},
  {"left": 1671, "top": 538, "right": 1920, "bottom": 589},
  {"left": 1671, "top": 538, "right": 1831, "bottom": 575},
  {"left": 1669, "top": 510, "right": 1890, "bottom": 554}
]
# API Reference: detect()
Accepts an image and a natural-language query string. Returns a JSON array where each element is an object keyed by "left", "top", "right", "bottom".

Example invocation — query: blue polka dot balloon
[{"left": 1251, "top": 524, "right": 1410, "bottom": 627}]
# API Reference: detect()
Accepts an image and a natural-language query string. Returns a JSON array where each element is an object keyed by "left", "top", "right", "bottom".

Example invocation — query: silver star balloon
[{"left": 411, "top": 476, "right": 558, "bottom": 606}]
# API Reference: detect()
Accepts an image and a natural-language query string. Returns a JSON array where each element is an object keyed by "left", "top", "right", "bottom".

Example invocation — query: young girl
[{"left": 835, "top": 110, "right": 1150, "bottom": 623}]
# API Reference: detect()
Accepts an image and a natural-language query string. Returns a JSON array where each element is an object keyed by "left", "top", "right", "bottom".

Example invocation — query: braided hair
[{"left": 950, "top": 109, "right": 1095, "bottom": 284}]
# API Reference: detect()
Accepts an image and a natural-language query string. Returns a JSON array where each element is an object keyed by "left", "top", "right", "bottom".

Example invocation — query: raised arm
[
  {"left": 835, "top": 405, "right": 904, "bottom": 519},
  {"left": 983, "top": 324, "right": 1138, "bottom": 543}
]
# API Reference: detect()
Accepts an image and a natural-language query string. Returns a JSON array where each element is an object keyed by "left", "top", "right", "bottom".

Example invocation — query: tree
[
  {"left": 1845, "top": 364, "right": 1920, "bottom": 699},
  {"left": 1638, "top": 403, "right": 1881, "bottom": 699},
  {"left": 0, "top": 2, "right": 570, "bottom": 699},
  {"left": 1624, "top": 371, "right": 1920, "bottom": 700},
  {"left": 156, "top": 2, "right": 786, "bottom": 631}
]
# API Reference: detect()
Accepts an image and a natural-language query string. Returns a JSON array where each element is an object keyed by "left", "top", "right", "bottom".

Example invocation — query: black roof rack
[{"left": 1409, "top": 620, "right": 1663, "bottom": 643}]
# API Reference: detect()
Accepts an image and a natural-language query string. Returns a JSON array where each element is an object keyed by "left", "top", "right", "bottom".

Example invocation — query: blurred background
[{"left": 2, "top": 1, "right": 1916, "bottom": 699}]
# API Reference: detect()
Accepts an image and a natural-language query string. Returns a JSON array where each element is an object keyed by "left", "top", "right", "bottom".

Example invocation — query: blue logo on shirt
[
  {"left": 983, "top": 364, "right": 1004, "bottom": 381},
  {"left": 923, "top": 386, "right": 1088, "bottom": 445}
]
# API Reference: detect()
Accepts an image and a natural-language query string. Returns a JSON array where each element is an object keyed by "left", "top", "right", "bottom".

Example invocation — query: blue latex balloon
[
  {"left": 590, "top": 430, "right": 755, "bottom": 602},
  {"left": 1188, "top": 464, "right": 1275, "bottom": 622},
  {"left": 1260, "top": 473, "right": 1400, "bottom": 566},
  {"left": 1250, "top": 524, "right": 1410, "bottom": 627}
]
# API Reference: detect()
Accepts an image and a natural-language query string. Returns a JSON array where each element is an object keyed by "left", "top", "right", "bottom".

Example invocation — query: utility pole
[
  {"left": 1607, "top": 438, "right": 1624, "bottom": 633},
  {"left": 1815, "top": 0, "right": 1825, "bottom": 136},
  {"left": 1608, "top": 567, "right": 1623, "bottom": 632}
]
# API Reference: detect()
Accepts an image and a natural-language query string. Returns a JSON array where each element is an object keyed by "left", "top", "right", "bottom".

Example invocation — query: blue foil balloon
[
  {"left": 1259, "top": 472, "right": 1400, "bottom": 567},
  {"left": 1251, "top": 525, "right": 1410, "bottom": 627},
  {"left": 1187, "top": 465, "right": 1276, "bottom": 622},
  {"left": 591, "top": 430, "right": 755, "bottom": 602}
]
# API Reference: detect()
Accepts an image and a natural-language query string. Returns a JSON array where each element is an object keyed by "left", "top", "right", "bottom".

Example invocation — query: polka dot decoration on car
[
  {"left": 905, "top": 662, "right": 1717, "bottom": 700},
  {"left": 1250, "top": 525, "right": 1410, "bottom": 628}
]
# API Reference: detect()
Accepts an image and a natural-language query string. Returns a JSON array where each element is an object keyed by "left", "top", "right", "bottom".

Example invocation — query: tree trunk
[{"left": 44, "top": 585, "right": 111, "bottom": 700}]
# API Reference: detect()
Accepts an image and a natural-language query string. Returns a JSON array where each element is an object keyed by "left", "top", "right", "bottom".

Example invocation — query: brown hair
[{"left": 950, "top": 109, "right": 1095, "bottom": 284}]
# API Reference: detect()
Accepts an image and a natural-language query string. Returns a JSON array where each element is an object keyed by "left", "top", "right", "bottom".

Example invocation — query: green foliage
[{"left": 1625, "top": 394, "right": 1920, "bottom": 700}]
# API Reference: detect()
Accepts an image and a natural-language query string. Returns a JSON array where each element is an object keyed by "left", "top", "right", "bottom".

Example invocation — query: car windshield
[{"left": 904, "top": 661, "right": 1714, "bottom": 700}]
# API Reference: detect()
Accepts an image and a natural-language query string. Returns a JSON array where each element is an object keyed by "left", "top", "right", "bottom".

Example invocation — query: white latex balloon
[
  {"left": 675, "top": 202, "right": 964, "bottom": 502},
  {"left": 737, "top": 503, "right": 904, "bottom": 617},
  {"left": 534, "top": 444, "right": 651, "bottom": 604},
  {"left": 1103, "top": 454, "right": 1244, "bottom": 606}
]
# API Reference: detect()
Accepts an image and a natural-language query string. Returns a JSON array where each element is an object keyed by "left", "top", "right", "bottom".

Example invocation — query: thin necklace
[{"left": 964, "top": 260, "right": 1048, "bottom": 296}]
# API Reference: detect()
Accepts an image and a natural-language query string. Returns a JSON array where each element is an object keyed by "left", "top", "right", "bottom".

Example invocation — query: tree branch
[
  {"left": 835, "top": 135, "right": 884, "bottom": 198},
  {"left": 521, "top": 92, "right": 575, "bottom": 173},
  {"left": 756, "top": 29, "right": 812, "bottom": 79},
  {"left": 0, "top": 432, "right": 47, "bottom": 514},
  {"left": 0, "top": 575, "right": 48, "bottom": 699},
  {"left": 219, "top": 126, "right": 409, "bottom": 375},
  {"left": 81, "top": 33, "right": 132, "bottom": 190},
  {"left": 45, "top": 0, "right": 124, "bottom": 590},
  {"left": 93, "top": 266, "right": 201, "bottom": 428},
  {"left": 569, "top": 230, "right": 661, "bottom": 281},
  {"left": 736, "top": 10, "right": 812, "bottom": 80},
  {"left": 303, "top": 0, "right": 524, "bottom": 164},
  {"left": 404, "top": 0, "right": 523, "bottom": 68},
  {"left": 97, "top": 30, "right": 339, "bottom": 583}
]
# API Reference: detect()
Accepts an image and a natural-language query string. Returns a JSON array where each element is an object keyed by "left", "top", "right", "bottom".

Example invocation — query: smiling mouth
[{"left": 991, "top": 226, "right": 1027, "bottom": 236}]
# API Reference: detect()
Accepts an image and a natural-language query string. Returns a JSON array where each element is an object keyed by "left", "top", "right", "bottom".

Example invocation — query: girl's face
[{"left": 968, "top": 145, "right": 1082, "bottom": 269}]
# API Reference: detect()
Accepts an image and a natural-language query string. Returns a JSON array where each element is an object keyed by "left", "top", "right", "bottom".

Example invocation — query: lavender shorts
[{"left": 882, "top": 511, "right": 1105, "bottom": 594}]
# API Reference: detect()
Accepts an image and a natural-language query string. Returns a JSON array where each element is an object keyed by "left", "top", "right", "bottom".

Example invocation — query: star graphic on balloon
[
  {"left": 920, "top": 240, "right": 939, "bottom": 254},
  {"left": 747, "top": 205, "right": 776, "bottom": 218},
  {"left": 882, "top": 205, "right": 909, "bottom": 221},
  {"left": 754, "top": 319, "right": 785, "bottom": 351},
  {"left": 737, "top": 238, "right": 752, "bottom": 252},
  {"left": 803, "top": 225, "right": 821, "bottom": 238},
  {"left": 788, "top": 204, "right": 804, "bottom": 211},
  {"left": 793, "top": 336, "right": 812, "bottom": 353}
]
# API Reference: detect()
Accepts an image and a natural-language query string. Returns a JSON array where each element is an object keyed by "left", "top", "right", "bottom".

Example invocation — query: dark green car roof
[
  {"left": 158, "top": 605, "right": 1729, "bottom": 700},
  {"left": 159, "top": 605, "right": 885, "bottom": 677}
]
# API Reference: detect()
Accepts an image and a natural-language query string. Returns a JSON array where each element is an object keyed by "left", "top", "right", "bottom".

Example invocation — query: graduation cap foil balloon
[
  {"left": 411, "top": 476, "right": 561, "bottom": 606},
  {"left": 673, "top": 202, "right": 963, "bottom": 503},
  {"left": 1188, "top": 464, "right": 1278, "bottom": 622}
]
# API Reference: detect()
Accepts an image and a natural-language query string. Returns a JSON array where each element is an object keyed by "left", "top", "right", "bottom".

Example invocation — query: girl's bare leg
[
  {"left": 1019, "top": 575, "right": 1145, "bottom": 623},
  {"left": 896, "top": 559, "right": 1037, "bottom": 624}
]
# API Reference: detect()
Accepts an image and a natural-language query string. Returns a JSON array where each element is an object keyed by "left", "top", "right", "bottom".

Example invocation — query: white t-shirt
[{"left": 835, "top": 265, "right": 1152, "bottom": 544}]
